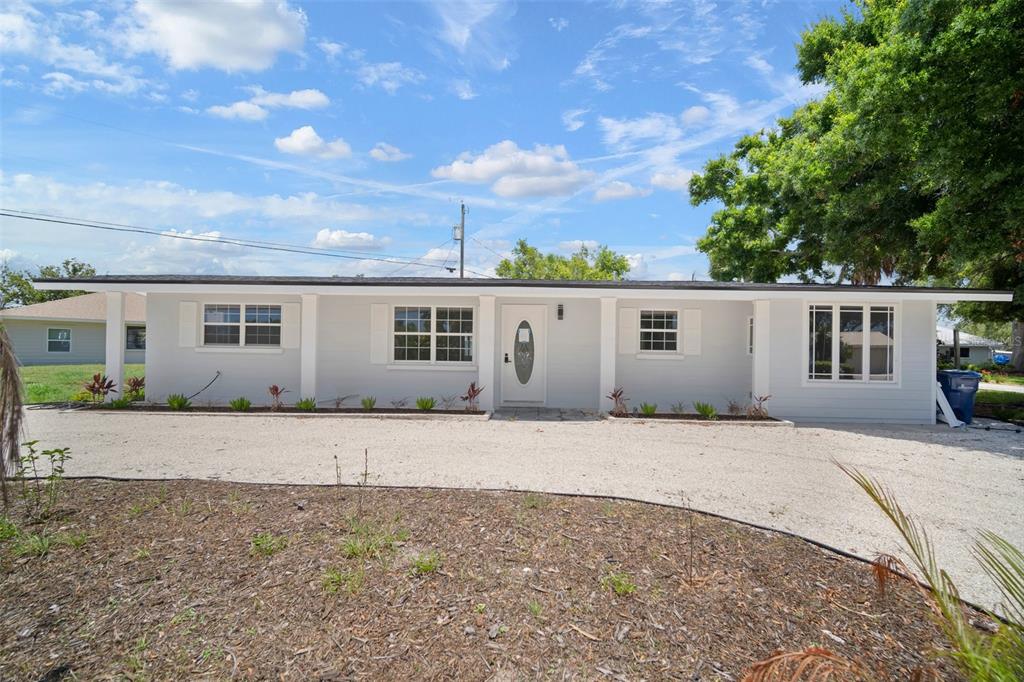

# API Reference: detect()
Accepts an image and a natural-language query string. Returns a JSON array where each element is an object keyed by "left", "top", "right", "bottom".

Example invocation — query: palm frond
[
  {"left": 975, "top": 530, "right": 1024, "bottom": 632},
  {"left": 0, "top": 323, "right": 25, "bottom": 507},
  {"left": 742, "top": 647, "right": 871, "bottom": 682}
]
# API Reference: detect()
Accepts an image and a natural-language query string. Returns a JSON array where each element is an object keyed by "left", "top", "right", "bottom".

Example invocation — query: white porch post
[
  {"left": 477, "top": 295, "right": 496, "bottom": 412},
  {"left": 752, "top": 299, "right": 771, "bottom": 399},
  {"left": 105, "top": 291, "right": 125, "bottom": 403},
  {"left": 599, "top": 297, "right": 617, "bottom": 412},
  {"left": 300, "top": 294, "right": 319, "bottom": 400}
]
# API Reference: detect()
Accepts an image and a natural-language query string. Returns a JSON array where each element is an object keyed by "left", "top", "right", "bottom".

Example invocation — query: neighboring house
[
  {"left": 0, "top": 292, "right": 146, "bottom": 366},
  {"left": 34, "top": 276, "right": 1011, "bottom": 423},
  {"left": 936, "top": 326, "right": 1006, "bottom": 366}
]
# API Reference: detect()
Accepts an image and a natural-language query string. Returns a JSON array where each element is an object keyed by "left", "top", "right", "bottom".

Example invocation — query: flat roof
[{"left": 31, "top": 274, "right": 1014, "bottom": 296}]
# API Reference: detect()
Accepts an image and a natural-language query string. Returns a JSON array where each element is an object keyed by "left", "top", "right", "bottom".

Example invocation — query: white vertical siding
[
  {"left": 615, "top": 299, "right": 753, "bottom": 412},
  {"left": 766, "top": 299, "right": 935, "bottom": 423}
]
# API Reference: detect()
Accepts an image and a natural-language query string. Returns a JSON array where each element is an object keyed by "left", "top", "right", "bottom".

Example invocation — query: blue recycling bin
[{"left": 937, "top": 370, "right": 982, "bottom": 424}]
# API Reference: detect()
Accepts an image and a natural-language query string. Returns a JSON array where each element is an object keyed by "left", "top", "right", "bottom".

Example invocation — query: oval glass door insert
[{"left": 514, "top": 320, "right": 534, "bottom": 385}]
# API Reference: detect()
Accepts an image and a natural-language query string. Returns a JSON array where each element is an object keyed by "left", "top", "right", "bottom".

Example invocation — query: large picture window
[
  {"left": 808, "top": 304, "right": 896, "bottom": 383},
  {"left": 47, "top": 328, "right": 71, "bottom": 353},
  {"left": 393, "top": 306, "right": 474, "bottom": 363},
  {"left": 203, "top": 304, "right": 281, "bottom": 347},
  {"left": 639, "top": 310, "right": 678, "bottom": 352}
]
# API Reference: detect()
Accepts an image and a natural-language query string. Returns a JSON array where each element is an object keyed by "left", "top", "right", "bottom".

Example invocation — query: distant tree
[
  {"left": 0, "top": 258, "right": 96, "bottom": 308},
  {"left": 496, "top": 240, "right": 630, "bottom": 280}
]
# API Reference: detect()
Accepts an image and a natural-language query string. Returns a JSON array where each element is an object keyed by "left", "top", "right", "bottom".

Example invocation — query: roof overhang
[{"left": 33, "top": 277, "right": 1013, "bottom": 304}]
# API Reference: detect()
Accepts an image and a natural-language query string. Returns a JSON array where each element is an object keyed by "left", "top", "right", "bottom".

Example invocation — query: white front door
[{"left": 501, "top": 304, "right": 546, "bottom": 403}]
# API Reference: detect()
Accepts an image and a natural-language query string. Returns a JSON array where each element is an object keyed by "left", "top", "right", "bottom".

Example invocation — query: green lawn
[
  {"left": 20, "top": 364, "right": 145, "bottom": 404},
  {"left": 983, "top": 373, "right": 1024, "bottom": 387},
  {"left": 975, "top": 389, "right": 1024, "bottom": 406}
]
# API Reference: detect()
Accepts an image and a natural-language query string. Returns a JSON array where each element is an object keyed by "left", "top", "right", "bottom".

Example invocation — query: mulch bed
[
  {"left": 613, "top": 413, "right": 777, "bottom": 422},
  {"left": 0, "top": 480, "right": 968, "bottom": 680},
  {"left": 69, "top": 405, "right": 486, "bottom": 415}
]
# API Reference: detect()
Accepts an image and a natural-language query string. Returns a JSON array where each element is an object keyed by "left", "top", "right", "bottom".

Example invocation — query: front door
[{"left": 500, "top": 305, "right": 546, "bottom": 403}]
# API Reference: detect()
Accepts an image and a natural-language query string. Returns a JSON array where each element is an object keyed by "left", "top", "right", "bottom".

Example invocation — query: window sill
[
  {"left": 194, "top": 346, "right": 284, "bottom": 354},
  {"left": 386, "top": 363, "right": 477, "bottom": 372},
  {"left": 634, "top": 353, "right": 685, "bottom": 361},
  {"left": 802, "top": 379, "right": 901, "bottom": 388}
]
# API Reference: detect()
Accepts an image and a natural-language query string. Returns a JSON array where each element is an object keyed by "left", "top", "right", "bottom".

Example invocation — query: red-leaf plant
[
  {"left": 125, "top": 376, "right": 145, "bottom": 400},
  {"left": 83, "top": 373, "right": 117, "bottom": 404},
  {"left": 461, "top": 382, "right": 485, "bottom": 412},
  {"left": 606, "top": 387, "right": 628, "bottom": 416},
  {"left": 267, "top": 384, "right": 289, "bottom": 411}
]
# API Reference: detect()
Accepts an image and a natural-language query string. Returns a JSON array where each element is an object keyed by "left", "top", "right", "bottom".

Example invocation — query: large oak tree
[{"left": 690, "top": 0, "right": 1024, "bottom": 365}]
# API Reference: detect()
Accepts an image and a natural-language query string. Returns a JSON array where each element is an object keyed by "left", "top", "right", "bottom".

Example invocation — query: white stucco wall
[
  {"left": 765, "top": 299, "right": 935, "bottom": 423},
  {"left": 2, "top": 318, "right": 145, "bottom": 366},
  {"left": 146, "top": 293, "right": 300, "bottom": 406},
  {"left": 144, "top": 290, "right": 938, "bottom": 421},
  {"left": 615, "top": 299, "right": 753, "bottom": 413}
]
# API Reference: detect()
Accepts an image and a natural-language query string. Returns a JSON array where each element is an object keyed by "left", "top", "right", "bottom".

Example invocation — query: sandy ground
[{"left": 23, "top": 408, "right": 1024, "bottom": 611}]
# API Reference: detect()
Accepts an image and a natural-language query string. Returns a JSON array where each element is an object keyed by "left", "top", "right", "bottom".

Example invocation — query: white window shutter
[
  {"left": 178, "top": 302, "right": 197, "bottom": 347},
  {"left": 682, "top": 309, "right": 702, "bottom": 355},
  {"left": 618, "top": 308, "right": 638, "bottom": 354},
  {"left": 370, "top": 303, "right": 387, "bottom": 364},
  {"left": 281, "top": 303, "right": 301, "bottom": 349}
]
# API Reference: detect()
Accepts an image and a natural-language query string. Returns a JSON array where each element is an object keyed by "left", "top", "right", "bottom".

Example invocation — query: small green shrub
[
  {"left": 250, "top": 532, "right": 288, "bottom": 557},
  {"left": 166, "top": 393, "right": 191, "bottom": 411},
  {"left": 601, "top": 570, "right": 637, "bottom": 596},
  {"left": 527, "top": 600, "right": 543, "bottom": 617},
  {"left": 0, "top": 517, "right": 18, "bottom": 541},
  {"left": 69, "top": 390, "right": 94, "bottom": 402},
  {"left": 54, "top": 531, "right": 89, "bottom": 549},
  {"left": 693, "top": 401, "right": 718, "bottom": 420},
  {"left": 410, "top": 550, "right": 442, "bottom": 576},
  {"left": 295, "top": 397, "right": 317, "bottom": 412},
  {"left": 341, "top": 518, "right": 406, "bottom": 559},
  {"left": 108, "top": 396, "right": 133, "bottom": 409},
  {"left": 639, "top": 402, "right": 657, "bottom": 416},
  {"left": 361, "top": 396, "right": 376, "bottom": 411},
  {"left": 13, "top": 532, "right": 52, "bottom": 558},
  {"left": 522, "top": 493, "right": 545, "bottom": 509},
  {"left": 229, "top": 397, "right": 252, "bottom": 412},
  {"left": 415, "top": 396, "right": 436, "bottom": 411},
  {"left": 323, "top": 567, "right": 365, "bottom": 595}
]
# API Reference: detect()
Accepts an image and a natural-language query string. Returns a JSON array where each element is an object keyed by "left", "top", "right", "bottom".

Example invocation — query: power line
[
  {"left": 470, "top": 236, "right": 508, "bottom": 262},
  {"left": 386, "top": 237, "right": 454, "bottom": 277},
  {"left": 0, "top": 208, "right": 495, "bottom": 277}
]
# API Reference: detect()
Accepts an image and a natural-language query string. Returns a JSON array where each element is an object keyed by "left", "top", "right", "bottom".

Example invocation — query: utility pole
[{"left": 452, "top": 201, "right": 466, "bottom": 278}]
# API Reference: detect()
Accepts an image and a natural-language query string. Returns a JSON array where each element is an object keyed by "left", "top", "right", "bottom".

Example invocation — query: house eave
[{"left": 32, "top": 277, "right": 1014, "bottom": 303}]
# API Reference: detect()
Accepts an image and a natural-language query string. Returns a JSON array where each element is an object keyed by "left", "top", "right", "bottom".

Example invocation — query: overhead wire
[{"left": 0, "top": 208, "right": 495, "bottom": 277}]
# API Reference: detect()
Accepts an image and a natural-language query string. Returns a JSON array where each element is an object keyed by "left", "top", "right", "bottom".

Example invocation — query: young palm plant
[{"left": 747, "top": 464, "right": 1024, "bottom": 680}]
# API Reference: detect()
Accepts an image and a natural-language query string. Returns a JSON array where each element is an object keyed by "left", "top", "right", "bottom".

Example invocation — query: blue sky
[{"left": 0, "top": 0, "right": 837, "bottom": 280}]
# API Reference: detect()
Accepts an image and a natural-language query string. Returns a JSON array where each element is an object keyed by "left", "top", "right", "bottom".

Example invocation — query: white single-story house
[
  {"left": 936, "top": 326, "right": 1007, "bottom": 366},
  {"left": 0, "top": 292, "right": 146, "bottom": 366},
  {"left": 34, "top": 276, "right": 1012, "bottom": 423}
]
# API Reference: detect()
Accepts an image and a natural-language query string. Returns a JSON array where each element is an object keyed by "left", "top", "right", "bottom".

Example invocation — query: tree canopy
[
  {"left": 690, "top": 0, "right": 1023, "bottom": 359},
  {"left": 495, "top": 239, "right": 631, "bottom": 280},
  {"left": 0, "top": 259, "right": 96, "bottom": 309}
]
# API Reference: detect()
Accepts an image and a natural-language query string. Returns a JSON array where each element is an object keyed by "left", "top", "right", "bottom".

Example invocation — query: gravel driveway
[{"left": 23, "top": 408, "right": 1024, "bottom": 611}]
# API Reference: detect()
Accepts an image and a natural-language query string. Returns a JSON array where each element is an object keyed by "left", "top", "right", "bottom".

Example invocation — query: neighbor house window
[
  {"left": 639, "top": 310, "right": 677, "bottom": 352},
  {"left": 126, "top": 325, "right": 146, "bottom": 350},
  {"left": 393, "top": 306, "right": 474, "bottom": 363},
  {"left": 47, "top": 328, "right": 71, "bottom": 353},
  {"left": 203, "top": 304, "right": 281, "bottom": 347},
  {"left": 808, "top": 304, "right": 896, "bottom": 382}
]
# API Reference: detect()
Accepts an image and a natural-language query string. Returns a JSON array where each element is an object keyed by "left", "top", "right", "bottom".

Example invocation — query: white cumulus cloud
[
  {"left": 431, "top": 140, "right": 595, "bottom": 198},
  {"left": 123, "top": 0, "right": 307, "bottom": 73},
  {"left": 312, "top": 228, "right": 389, "bottom": 250},
  {"left": 650, "top": 169, "right": 694, "bottom": 193},
  {"left": 594, "top": 181, "right": 652, "bottom": 202},
  {"left": 369, "top": 142, "right": 411, "bottom": 162},
  {"left": 206, "top": 87, "right": 329, "bottom": 121},
  {"left": 274, "top": 126, "right": 352, "bottom": 159},
  {"left": 356, "top": 61, "right": 423, "bottom": 94}
]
